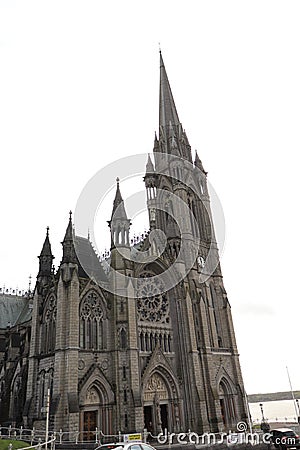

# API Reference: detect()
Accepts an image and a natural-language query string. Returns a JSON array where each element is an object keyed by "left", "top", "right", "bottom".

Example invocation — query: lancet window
[
  {"left": 80, "top": 290, "right": 105, "bottom": 350},
  {"left": 41, "top": 295, "right": 56, "bottom": 354}
]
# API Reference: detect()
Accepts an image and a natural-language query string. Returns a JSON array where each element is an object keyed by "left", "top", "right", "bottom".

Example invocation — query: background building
[{"left": 0, "top": 54, "right": 247, "bottom": 435}]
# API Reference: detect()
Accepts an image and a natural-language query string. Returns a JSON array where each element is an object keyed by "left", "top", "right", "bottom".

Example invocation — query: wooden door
[{"left": 84, "top": 410, "right": 97, "bottom": 441}]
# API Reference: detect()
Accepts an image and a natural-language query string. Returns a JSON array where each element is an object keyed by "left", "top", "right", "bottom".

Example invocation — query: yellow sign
[{"left": 124, "top": 434, "right": 142, "bottom": 442}]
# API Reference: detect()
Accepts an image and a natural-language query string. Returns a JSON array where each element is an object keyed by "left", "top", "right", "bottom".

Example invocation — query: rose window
[{"left": 137, "top": 272, "right": 169, "bottom": 323}]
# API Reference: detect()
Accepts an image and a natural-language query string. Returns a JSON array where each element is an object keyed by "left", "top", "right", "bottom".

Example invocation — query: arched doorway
[
  {"left": 219, "top": 378, "right": 236, "bottom": 429},
  {"left": 143, "top": 372, "right": 180, "bottom": 434},
  {"left": 80, "top": 382, "right": 113, "bottom": 439}
]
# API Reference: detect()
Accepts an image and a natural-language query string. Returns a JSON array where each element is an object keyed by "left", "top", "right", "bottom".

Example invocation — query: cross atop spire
[{"left": 159, "top": 51, "right": 180, "bottom": 131}]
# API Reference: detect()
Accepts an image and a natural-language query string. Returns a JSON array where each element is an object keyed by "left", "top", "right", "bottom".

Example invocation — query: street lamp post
[
  {"left": 295, "top": 399, "right": 300, "bottom": 430},
  {"left": 296, "top": 399, "right": 300, "bottom": 417},
  {"left": 259, "top": 403, "right": 270, "bottom": 433},
  {"left": 45, "top": 388, "right": 50, "bottom": 450},
  {"left": 259, "top": 403, "right": 265, "bottom": 422}
]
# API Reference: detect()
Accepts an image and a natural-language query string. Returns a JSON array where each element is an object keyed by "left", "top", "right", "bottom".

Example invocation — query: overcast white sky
[{"left": 1, "top": 0, "right": 300, "bottom": 396}]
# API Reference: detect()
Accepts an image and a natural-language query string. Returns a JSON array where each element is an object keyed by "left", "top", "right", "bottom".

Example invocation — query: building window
[
  {"left": 137, "top": 272, "right": 170, "bottom": 324},
  {"left": 80, "top": 291, "right": 105, "bottom": 350},
  {"left": 41, "top": 295, "right": 56, "bottom": 354},
  {"left": 38, "top": 370, "right": 46, "bottom": 416},
  {"left": 120, "top": 328, "right": 127, "bottom": 349}
]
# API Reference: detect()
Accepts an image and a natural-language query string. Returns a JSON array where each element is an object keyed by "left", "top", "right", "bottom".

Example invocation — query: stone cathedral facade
[{"left": 0, "top": 54, "right": 247, "bottom": 435}]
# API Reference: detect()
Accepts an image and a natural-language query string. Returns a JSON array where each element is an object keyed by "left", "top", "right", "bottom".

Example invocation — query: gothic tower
[{"left": 139, "top": 52, "right": 247, "bottom": 432}]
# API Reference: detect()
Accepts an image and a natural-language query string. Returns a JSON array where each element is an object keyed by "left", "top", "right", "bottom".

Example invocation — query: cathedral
[{"left": 0, "top": 53, "right": 247, "bottom": 436}]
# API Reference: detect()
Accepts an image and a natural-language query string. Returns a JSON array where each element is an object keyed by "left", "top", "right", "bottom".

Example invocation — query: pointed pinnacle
[
  {"left": 159, "top": 52, "right": 180, "bottom": 130},
  {"left": 111, "top": 178, "right": 128, "bottom": 220},
  {"left": 195, "top": 150, "right": 207, "bottom": 174},
  {"left": 63, "top": 211, "right": 74, "bottom": 242},
  {"left": 40, "top": 226, "right": 53, "bottom": 257},
  {"left": 146, "top": 154, "right": 155, "bottom": 173}
]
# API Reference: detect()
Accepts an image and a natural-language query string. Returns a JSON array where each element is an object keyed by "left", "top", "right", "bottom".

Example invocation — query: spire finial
[
  {"left": 116, "top": 177, "right": 120, "bottom": 184},
  {"left": 69, "top": 210, "right": 72, "bottom": 220},
  {"left": 46, "top": 226, "right": 49, "bottom": 236}
]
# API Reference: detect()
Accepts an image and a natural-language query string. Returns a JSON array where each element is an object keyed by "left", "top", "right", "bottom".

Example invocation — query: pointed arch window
[
  {"left": 120, "top": 328, "right": 127, "bottom": 349},
  {"left": 38, "top": 370, "right": 46, "bottom": 416},
  {"left": 80, "top": 291, "right": 105, "bottom": 350},
  {"left": 41, "top": 295, "right": 57, "bottom": 354},
  {"left": 187, "top": 193, "right": 199, "bottom": 238},
  {"left": 10, "top": 371, "right": 22, "bottom": 424}
]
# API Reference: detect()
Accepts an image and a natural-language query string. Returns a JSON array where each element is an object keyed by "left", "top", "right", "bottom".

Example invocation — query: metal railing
[
  {"left": 6, "top": 425, "right": 294, "bottom": 447},
  {"left": 52, "top": 429, "right": 148, "bottom": 445},
  {"left": 0, "top": 426, "right": 55, "bottom": 450},
  {"left": 0, "top": 427, "right": 147, "bottom": 446}
]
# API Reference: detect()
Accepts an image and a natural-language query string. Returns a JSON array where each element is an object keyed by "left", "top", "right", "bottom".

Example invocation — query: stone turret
[
  {"left": 38, "top": 227, "right": 54, "bottom": 278},
  {"left": 61, "top": 211, "right": 77, "bottom": 264},
  {"left": 108, "top": 178, "right": 131, "bottom": 249}
]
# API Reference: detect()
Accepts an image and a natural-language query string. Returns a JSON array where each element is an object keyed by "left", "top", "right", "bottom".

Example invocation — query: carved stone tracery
[
  {"left": 144, "top": 373, "right": 168, "bottom": 401},
  {"left": 86, "top": 387, "right": 100, "bottom": 404},
  {"left": 80, "top": 291, "right": 104, "bottom": 321},
  {"left": 44, "top": 295, "right": 57, "bottom": 323},
  {"left": 80, "top": 290, "right": 105, "bottom": 350},
  {"left": 137, "top": 272, "right": 169, "bottom": 323}
]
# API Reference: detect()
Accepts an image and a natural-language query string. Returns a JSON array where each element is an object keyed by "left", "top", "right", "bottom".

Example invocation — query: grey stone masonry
[{"left": 0, "top": 53, "right": 248, "bottom": 435}]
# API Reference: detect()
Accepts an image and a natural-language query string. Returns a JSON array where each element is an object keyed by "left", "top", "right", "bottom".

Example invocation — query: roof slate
[
  {"left": 75, "top": 236, "right": 108, "bottom": 282},
  {"left": 0, "top": 294, "right": 32, "bottom": 329}
]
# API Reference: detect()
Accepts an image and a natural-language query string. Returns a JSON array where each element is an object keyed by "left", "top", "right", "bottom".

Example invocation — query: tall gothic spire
[
  {"left": 159, "top": 51, "right": 180, "bottom": 131},
  {"left": 157, "top": 52, "right": 192, "bottom": 163}
]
